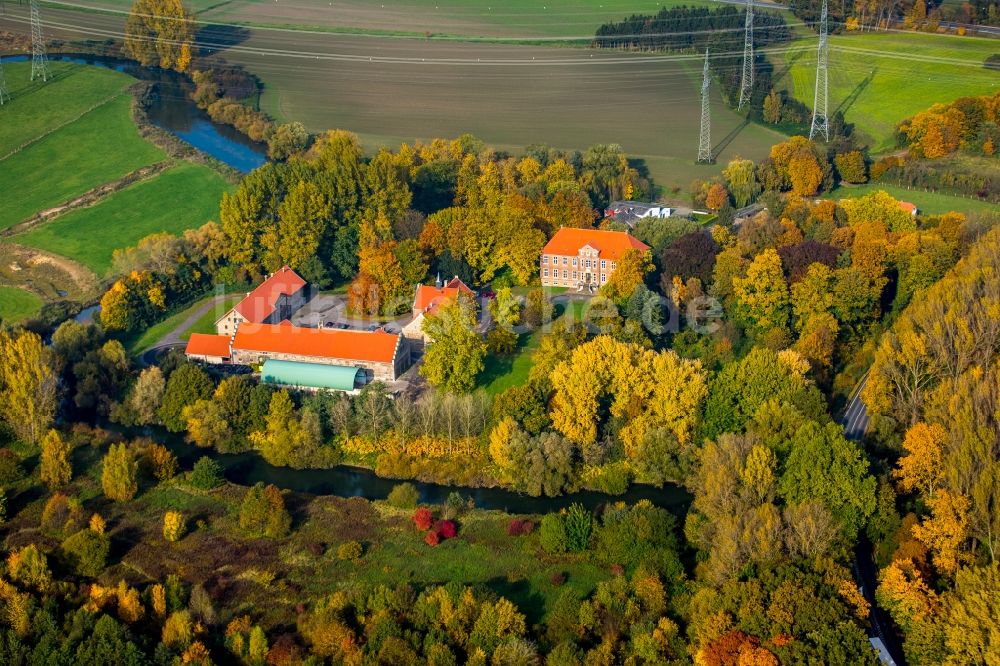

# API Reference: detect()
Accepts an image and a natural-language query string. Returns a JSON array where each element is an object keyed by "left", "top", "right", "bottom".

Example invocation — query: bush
[
  {"left": 336, "top": 541, "right": 363, "bottom": 561},
  {"left": 434, "top": 520, "right": 457, "bottom": 540},
  {"left": 189, "top": 457, "right": 223, "bottom": 490},
  {"left": 508, "top": 519, "right": 535, "bottom": 536},
  {"left": 564, "top": 503, "right": 593, "bottom": 552},
  {"left": 0, "top": 449, "right": 24, "bottom": 485},
  {"left": 442, "top": 491, "right": 468, "bottom": 519},
  {"left": 148, "top": 444, "right": 178, "bottom": 482},
  {"left": 413, "top": 507, "right": 434, "bottom": 531},
  {"left": 163, "top": 511, "right": 186, "bottom": 542},
  {"left": 41, "top": 493, "right": 85, "bottom": 536},
  {"left": 60, "top": 528, "right": 110, "bottom": 577},
  {"left": 549, "top": 571, "right": 566, "bottom": 587},
  {"left": 539, "top": 514, "right": 568, "bottom": 554},
  {"left": 387, "top": 482, "right": 419, "bottom": 509},
  {"left": 424, "top": 530, "right": 440, "bottom": 546}
]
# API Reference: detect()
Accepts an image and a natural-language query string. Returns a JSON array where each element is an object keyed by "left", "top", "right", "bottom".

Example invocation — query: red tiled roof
[
  {"left": 232, "top": 321, "right": 399, "bottom": 364},
  {"left": 542, "top": 227, "right": 649, "bottom": 261},
  {"left": 898, "top": 201, "right": 917, "bottom": 215},
  {"left": 412, "top": 277, "right": 474, "bottom": 315},
  {"left": 234, "top": 266, "right": 307, "bottom": 323},
  {"left": 185, "top": 333, "right": 231, "bottom": 358}
]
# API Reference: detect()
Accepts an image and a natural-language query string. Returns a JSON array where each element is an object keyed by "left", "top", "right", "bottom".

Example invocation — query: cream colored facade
[
  {"left": 230, "top": 341, "right": 410, "bottom": 382},
  {"left": 540, "top": 244, "right": 616, "bottom": 291}
]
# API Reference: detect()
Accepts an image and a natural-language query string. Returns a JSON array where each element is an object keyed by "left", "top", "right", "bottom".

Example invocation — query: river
[
  {"left": 135, "top": 424, "right": 692, "bottom": 515},
  {"left": 5, "top": 54, "right": 268, "bottom": 173}
]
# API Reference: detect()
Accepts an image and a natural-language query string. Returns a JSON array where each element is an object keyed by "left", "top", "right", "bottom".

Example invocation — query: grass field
[
  {"left": 0, "top": 62, "right": 166, "bottom": 231},
  {"left": 8, "top": 5, "right": 788, "bottom": 193},
  {"left": 825, "top": 183, "right": 1000, "bottom": 216},
  {"left": 62, "top": 0, "right": 715, "bottom": 39},
  {"left": 14, "top": 162, "right": 232, "bottom": 275},
  {"left": 0, "top": 60, "right": 134, "bottom": 155},
  {"left": 781, "top": 31, "right": 1000, "bottom": 152},
  {"left": 0, "top": 286, "right": 44, "bottom": 323}
]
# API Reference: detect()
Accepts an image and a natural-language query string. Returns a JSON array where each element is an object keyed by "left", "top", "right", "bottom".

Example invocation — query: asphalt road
[{"left": 838, "top": 373, "right": 906, "bottom": 666}]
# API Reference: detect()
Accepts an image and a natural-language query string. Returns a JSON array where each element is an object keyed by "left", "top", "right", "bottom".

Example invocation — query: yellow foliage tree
[
  {"left": 894, "top": 421, "right": 946, "bottom": 497},
  {"left": 163, "top": 511, "right": 186, "bottom": 542},
  {"left": 40, "top": 429, "right": 72, "bottom": 489},
  {"left": 912, "top": 489, "right": 970, "bottom": 575}
]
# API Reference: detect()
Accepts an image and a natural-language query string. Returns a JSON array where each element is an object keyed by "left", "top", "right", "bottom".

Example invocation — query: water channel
[
  {"left": 5, "top": 54, "right": 268, "bottom": 172},
  {"left": 130, "top": 424, "right": 692, "bottom": 515}
]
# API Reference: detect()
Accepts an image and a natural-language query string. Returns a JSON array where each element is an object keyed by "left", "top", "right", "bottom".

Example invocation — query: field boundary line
[
  {"left": 3, "top": 159, "right": 176, "bottom": 237},
  {"left": 0, "top": 91, "right": 125, "bottom": 163}
]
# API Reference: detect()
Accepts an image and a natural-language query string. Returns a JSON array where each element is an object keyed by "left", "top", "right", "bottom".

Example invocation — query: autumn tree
[
  {"left": 420, "top": 298, "right": 486, "bottom": 393},
  {"left": 40, "top": 429, "right": 72, "bottom": 489},
  {"left": 101, "top": 443, "right": 138, "bottom": 503},
  {"left": 0, "top": 329, "right": 57, "bottom": 444},
  {"left": 722, "top": 158, "right": 761, "bottom": 208},
  {"left": 163, "top": 511, "right": 186, "bottom": 542},
  {"left": 124, "top": 0, "right": 196, "bottom": 71},
  {"left": 763, "top": 89, "right": 783, "bottom": 124},
  {"left": 733, "top": 248, "right": 790, "bottom": 333},
  {"left": 705, "top": 183, "right": 730, "bottom": 211},
  {"left": 834, "top": 150, "right": 867, "bottom": 183},
  {"left": 601, "top": 248, "right": 652, "bottom": 304},
  {"left": 125, "top": 366, "right": 165, "bottom": 425},
  {"left": 239, "top": 482, "right": 291, "bottom": 538},
  {"left": 894, "top": 421, "right": 946, "bottom": 497}
]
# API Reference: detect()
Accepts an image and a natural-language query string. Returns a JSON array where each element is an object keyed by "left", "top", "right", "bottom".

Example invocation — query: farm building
[
  {"left": 185, "top": 333, "right": 232, "bottom": 364},
  {"left": 215, "top": 266, "right": 309, "bottom": 337},
  {"left": 401, "top": 275, "right": 475, "bottom": 343},
  {"left": 261, "top": 359, "right": 366, "bottom": 392},
  {"left": 540, "top": 227, "right": 650, "bottom": 292}
]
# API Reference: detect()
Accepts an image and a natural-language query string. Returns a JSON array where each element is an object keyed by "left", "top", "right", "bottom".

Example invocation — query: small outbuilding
[{"left": 261, "top": 359, "right": 365, "bottom": 392}]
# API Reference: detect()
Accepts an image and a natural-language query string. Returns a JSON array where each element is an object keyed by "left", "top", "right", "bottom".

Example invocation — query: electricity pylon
[
  {"left": 31, "top": 0, "right": 50, "bottom": 82},
  {"left": 0, "top": 57, "right": 10, "bottom": 105},
  {"left": 738, "top": 0, "right": 754, "bottom": 110},
  {"left": 698, "top": 49, "right": 712, "bottom": 163},
  {"left": 809, "top": 0, "right": 830, "bottom": 141}
]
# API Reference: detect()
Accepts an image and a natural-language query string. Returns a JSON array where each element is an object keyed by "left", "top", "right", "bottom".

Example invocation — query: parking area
[{"left": 289, "top": 293, "right": 411, "bottom": 334}]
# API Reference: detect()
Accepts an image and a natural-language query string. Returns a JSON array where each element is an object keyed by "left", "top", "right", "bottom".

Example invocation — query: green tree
[
  {"left": 779, "top": 421, "right": 877, "bottom": 539},
  {"left": 189, "top": 456, "right": 224, "bottom": 490},
  {"left": 61, "top": 528, "right": 110, "bottom": 577},
  {"left": 264, "top": 180, "right": 331, "bottom": 271},
  {"left": 126, "top": 366, "right": 165, "bottom": 425},
  {"left": 539, "top": 513, "right": 568, "bottom": 554},
  {"left": 564, "top": 503, "right": 593, "bottom": 552},
  {"left": 420, "top": 298, "right": 486, "bottom": 393},
  {"left": 267, "top": 121, "right": 309, "bottom": 160},
  {"left": 159, "top": 364, "right": 214, "bottom": 432}
]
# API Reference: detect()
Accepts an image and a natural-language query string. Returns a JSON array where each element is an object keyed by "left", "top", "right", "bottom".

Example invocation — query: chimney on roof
[{"left": 435, "top": 272, "right": 442, "bottom": 289}]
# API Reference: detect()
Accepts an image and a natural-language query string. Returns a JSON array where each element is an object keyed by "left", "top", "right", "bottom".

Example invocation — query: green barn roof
[{"left": 261, "top": 359, "right": 363, "bottom": 391}]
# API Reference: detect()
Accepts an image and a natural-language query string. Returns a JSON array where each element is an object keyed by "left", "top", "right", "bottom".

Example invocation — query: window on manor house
[{"left": 543, "top": 268, "right": 549, "bottom": 277}]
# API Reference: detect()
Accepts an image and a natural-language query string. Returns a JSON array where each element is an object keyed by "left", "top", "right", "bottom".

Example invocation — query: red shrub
[
  {"left": 424, "top": 530, "right": 440, "bottom": 546},
  {"left": 413, "top": 507, "right": 433, "bottom": 531},
  {"left": 520, "top": 520, "right": 534, "bottom": 535},
  {"left": 507, "top": 519, "right": 535, "bottom": 536},
  {"left": 610, "top": 564, "right": 625, "bottom": 577},
  {"left": 434, "top": 520, "right": 457, "bottom": 540},
  {"left": 550, "top": 571, "right": 566, "bottom": 587}
]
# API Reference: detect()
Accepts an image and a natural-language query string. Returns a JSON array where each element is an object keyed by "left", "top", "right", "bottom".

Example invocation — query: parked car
[
  {"left": 337, "top": 322, "right": 349, "bottom": 329},
  {"left": 367, "top": 324, "right": 382, "bottom": 332},
  {"left": 323, "top": 321, "right": 337, "bottom": 328}
]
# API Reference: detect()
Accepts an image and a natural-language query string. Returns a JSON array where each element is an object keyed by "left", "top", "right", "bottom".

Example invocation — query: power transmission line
[
  {"left": 30, "top": 0, "right": 50, "bottom": 82},
  {"left": 738, "top": 0, "right": 753, "bottom": 110},
  {"left": 0, "top": 56, "right": 9, "bottom": 105},
  {"left": 809, "top": 0, "right": 830, "bottom": 142},
  {"left": 698, "top": 48, "right": 712, "bottom": 164}
]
